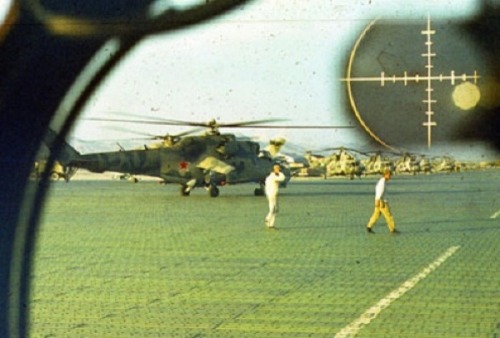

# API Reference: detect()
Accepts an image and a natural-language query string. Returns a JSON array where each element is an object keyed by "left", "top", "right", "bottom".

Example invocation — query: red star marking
[{"left": 179, "top": 161, "right": 189, "bottom": 170}]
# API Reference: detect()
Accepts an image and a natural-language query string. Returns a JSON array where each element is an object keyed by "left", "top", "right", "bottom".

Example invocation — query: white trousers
[{"left": 265, "top": 194, "right": 279, "bottom": 227}]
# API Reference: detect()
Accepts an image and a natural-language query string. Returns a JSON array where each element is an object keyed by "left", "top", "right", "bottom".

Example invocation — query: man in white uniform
[
  {"left": 265, "top": 163, "right": 286, "bottom": 229},
  {"left": 366, "top": 169, "right": 398, "bottom": 234}
]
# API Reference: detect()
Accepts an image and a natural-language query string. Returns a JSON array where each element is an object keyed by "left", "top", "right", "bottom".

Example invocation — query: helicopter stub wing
[{"left": 196, "top": 156, "right": 235, "bottom": 175}]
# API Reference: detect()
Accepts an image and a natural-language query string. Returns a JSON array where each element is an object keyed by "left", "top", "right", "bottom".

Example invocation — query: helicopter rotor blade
[
  {"left": 175, "top": 128, "right": 204, "bottom": 137},
  {"left": 320, "top": 147, "right": 370, "bottom": 156},
  {"left": 100, "top": 112, "right": 200, "bottom": 126},
  {"left": 87, "top": 114, "right": 287, "bottom": 127},
  {"left": 86, "top": 116, "right": 354, "bottom": 129},
  {"left": 104, "top": 124, "right": 202, "bottom": 140},
  {"left": 221, "top": 124, "right": 354, "bottom": 129},
  {"left": 214, "top": 118, "right": 287, "bottom": 127},
  {"left": 86, "top": 117, "right": 190, "bottom": 126}
]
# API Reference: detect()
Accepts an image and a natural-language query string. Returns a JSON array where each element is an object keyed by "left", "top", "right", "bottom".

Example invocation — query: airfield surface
[{"left": 30, "top": 170, "right": 500, "bottom": 337}]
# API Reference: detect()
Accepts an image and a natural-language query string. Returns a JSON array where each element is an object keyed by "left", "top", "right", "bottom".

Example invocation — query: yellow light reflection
[{"left": 452, "top": 82, "right": 481, "bottom": 110}]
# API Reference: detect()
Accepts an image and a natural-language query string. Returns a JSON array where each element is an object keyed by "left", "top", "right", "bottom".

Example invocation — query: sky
[{"left": 41, "top": 0, "right": 496, "bottom": 160}]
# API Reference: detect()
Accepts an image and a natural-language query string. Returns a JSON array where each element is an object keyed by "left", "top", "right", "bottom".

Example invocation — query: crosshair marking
[
  {"left": 342, "top": 16, "right": 480, "bottom": 148},
  {"left": 335, "top": 246, "right": 460, "bottom": 338}
]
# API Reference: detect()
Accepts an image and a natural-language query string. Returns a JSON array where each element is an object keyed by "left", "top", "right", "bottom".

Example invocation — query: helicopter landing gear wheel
[
  {"left": 180, "top": 185, "right": 191, "bottom": 196},
  {"left": 209, "top": 185, "right": 219, "bottom": 197},
  {"left": 254, "top": 188, "right": 264, "bottom": 196},
  {"left": 254, "top": 182, "right": 265, "bottom": 196}
]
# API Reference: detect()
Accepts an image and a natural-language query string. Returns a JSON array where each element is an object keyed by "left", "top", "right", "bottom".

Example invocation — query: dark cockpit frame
[
  {"left": 0, "top": 1, "right": 249, "bottom": 336},
  {"left": 1, "top": 1, "right": 498, "bottom": 337}
]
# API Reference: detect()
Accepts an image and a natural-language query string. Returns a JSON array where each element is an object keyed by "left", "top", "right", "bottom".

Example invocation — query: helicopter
[
  {"left": 417, "top": 155, "right": 433, "bottom": 174},
  {"left": 301, "top": 151, "right": 329, "bottom": 177},
  {"left": 45, "top": 119, "right": 285, "bottom": 197},
  {"left": 392, "top": 152, "right": 439, "bottom": 175},
  {"left": 323, "top": 147, "right": 363, "bottom": 179},
  {"left": 393, "top": 152, "right": 421, "bottom": 175},
  {"left": 300, "top": 148, "right": 360, "bottom": 178},
  {"left": 358, "top": 151, "right": 394, "bottom": 176},
  {"left": 431, "top": 155, "right": 459, "bottom": 173},
  {"left": 47, "top": 118, "right": 352, "bottom": 197},
  {"left": 298, "top": 147, "right": 363, "bottom": 179}
]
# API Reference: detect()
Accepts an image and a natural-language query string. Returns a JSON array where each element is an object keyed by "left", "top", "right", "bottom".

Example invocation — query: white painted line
[
  {"left": 335, "top": 246, "right": 460, "bottom": 338},
  {"left": 490, "top": 209, "right": 500, "bottom": 219}
]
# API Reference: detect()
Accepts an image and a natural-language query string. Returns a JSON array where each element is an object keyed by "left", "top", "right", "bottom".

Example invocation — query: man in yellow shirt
[{"left": 366, "top": 169, "right": 399, "bottom": 234}]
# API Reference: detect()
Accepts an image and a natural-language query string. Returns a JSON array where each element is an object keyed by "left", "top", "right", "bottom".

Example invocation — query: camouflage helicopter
[
  {"left": 313, "top": 148, "right": 391, "bottom": 177},
  {"left": 322, "top": 147, "right": 363, "bottom": 179},
  {"left": 302, "top": 151, "right": 329, "bottom": 177},
  {"left": 48, "top": 118, "right": 351, "bottom": 197},
  {"left": 417, "top": 154, "right": 433, "bottom": 174},
  {"left": 393, "top": 152, "right": 437, "bottom": 175},
  {"left": 393, "top": 152, "right": 421, "bottom": 175},
  {"left": 300, "top": 147, "right": 363, "bottom": 178},
  {"left": 431, "top": 155, "right": 459, "bottom": 173},
  {"left": 357, "top": 150, "right": 394, "bottom": 176},
  {"left": 46, "top": 119, "right": 285, "bottom": 197}
]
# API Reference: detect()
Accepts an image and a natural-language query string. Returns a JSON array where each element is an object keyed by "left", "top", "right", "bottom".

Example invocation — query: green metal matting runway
[{"left": 30, "top": 170, "right": 500, "bottom": 337}]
